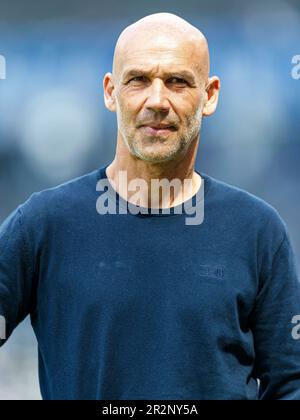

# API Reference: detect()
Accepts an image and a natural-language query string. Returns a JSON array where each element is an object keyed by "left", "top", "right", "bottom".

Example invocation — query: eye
[
  {"left": 128, "top": 76, "right": 148, "bottom": 84},
  {"left": 167, "top": 77, "right": 188, "bottom": 85}
]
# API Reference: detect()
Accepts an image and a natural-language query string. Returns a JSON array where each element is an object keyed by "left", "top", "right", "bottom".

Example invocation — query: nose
[{"left": 145, "top": 78, "right": 170, "bottom": 113}]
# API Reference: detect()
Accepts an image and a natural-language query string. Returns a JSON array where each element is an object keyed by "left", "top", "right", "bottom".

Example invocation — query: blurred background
[{"left": 0, "top": 0, "right": 300, "bottom": 400}]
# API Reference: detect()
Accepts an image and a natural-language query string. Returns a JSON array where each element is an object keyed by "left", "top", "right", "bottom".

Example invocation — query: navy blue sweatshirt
[{"left": 1, "top": 164, "right": 300, "bottom": 400}]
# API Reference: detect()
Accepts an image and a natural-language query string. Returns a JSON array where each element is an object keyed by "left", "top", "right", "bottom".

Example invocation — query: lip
[{"left": 139, "top": 125, "right": 176, "bottom": 136}]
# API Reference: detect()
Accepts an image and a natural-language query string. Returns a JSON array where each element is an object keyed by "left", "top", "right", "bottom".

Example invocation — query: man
[{"left": 1, "top": 13, "right": 300, "bottom": 400}]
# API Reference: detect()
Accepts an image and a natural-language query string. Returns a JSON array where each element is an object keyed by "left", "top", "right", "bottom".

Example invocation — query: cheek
[
  {"left": 119, "top": 89, "right": 143, "bottom": 110},
  {"left": 188, "top": 93, "right": 205, "bottom": 118},
  {"left": 176, "top": 92, "right": 202, "bottom": 116},
  {"left": 117, "top": 104, "right": 133, "bottom": 125},
  {"left": 118, "top": 98, "right": 140, "bottom": 120}
]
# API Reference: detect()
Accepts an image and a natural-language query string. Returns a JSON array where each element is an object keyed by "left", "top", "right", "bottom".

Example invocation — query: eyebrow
[{"left": 122, "top": 68, "right": 196, "bottom": 84}]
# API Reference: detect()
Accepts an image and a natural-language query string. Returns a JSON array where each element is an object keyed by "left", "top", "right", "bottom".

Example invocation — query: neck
[{"left": 106, "top": 135, "right": 202, "bottom": 209}]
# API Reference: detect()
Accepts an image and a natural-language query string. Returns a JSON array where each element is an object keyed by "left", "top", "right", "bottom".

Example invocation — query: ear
[
  {"left": 202, "top": 76, "right": 221, "bottom": 117},
  {"left": 103, "top": 72, "right": 116, "bottom": 112}
]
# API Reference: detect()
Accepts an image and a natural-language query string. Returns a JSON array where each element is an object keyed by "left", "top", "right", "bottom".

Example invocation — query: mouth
[{"left": 139, "top": 125, "right": 177, "bottom": 136}]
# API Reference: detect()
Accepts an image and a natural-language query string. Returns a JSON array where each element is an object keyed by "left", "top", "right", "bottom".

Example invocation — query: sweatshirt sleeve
[
  {"left": 251, "top": 223, "right": 300, "bottom": 400},
  {"left": 0, "top": 206, "right": 36, "bottom": 347}
]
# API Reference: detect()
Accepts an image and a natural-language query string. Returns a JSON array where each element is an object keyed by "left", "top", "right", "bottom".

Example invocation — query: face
[{"left": 105, "top": 33, "right": 208, "bottom": 163}]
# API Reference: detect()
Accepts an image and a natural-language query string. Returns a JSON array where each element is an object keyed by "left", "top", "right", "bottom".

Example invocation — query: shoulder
[
  {"left": 17, "top": 168, "right": 100, "bottom": 225},
  {"left": 202, "top": 172, "right": 288, "bottom": 244}
]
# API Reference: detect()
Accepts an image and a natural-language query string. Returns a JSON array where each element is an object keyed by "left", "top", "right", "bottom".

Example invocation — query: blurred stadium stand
[{"left": 0, "top": 0, "right": 299, "bottom": 399}]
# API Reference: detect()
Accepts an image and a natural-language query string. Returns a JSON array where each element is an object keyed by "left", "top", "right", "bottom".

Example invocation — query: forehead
[{"left": 118, "top": 33, "right": 201, "bottom": 77}]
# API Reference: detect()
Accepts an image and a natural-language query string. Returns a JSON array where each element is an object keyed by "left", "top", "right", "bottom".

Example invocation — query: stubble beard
[{"left": 118, "top": 106, "right": 203, "bottom": 163}]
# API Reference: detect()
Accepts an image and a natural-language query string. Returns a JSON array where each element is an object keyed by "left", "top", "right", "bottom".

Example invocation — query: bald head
[{"left": 112, "top": 13, "right": 210, "bottom": 85}]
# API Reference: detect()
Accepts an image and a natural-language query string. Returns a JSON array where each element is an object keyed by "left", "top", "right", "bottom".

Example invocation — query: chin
[
  {"left": 134, "top": 149, "right": 180, "bottom": 163},
  {"left": 129, "top": 138, "right": 184, "bottom": 163}
]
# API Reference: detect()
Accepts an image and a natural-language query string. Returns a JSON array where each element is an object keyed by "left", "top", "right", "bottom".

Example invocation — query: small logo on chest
[{"left": 198, "top": 265, "right": 224, "bottom": 279}]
